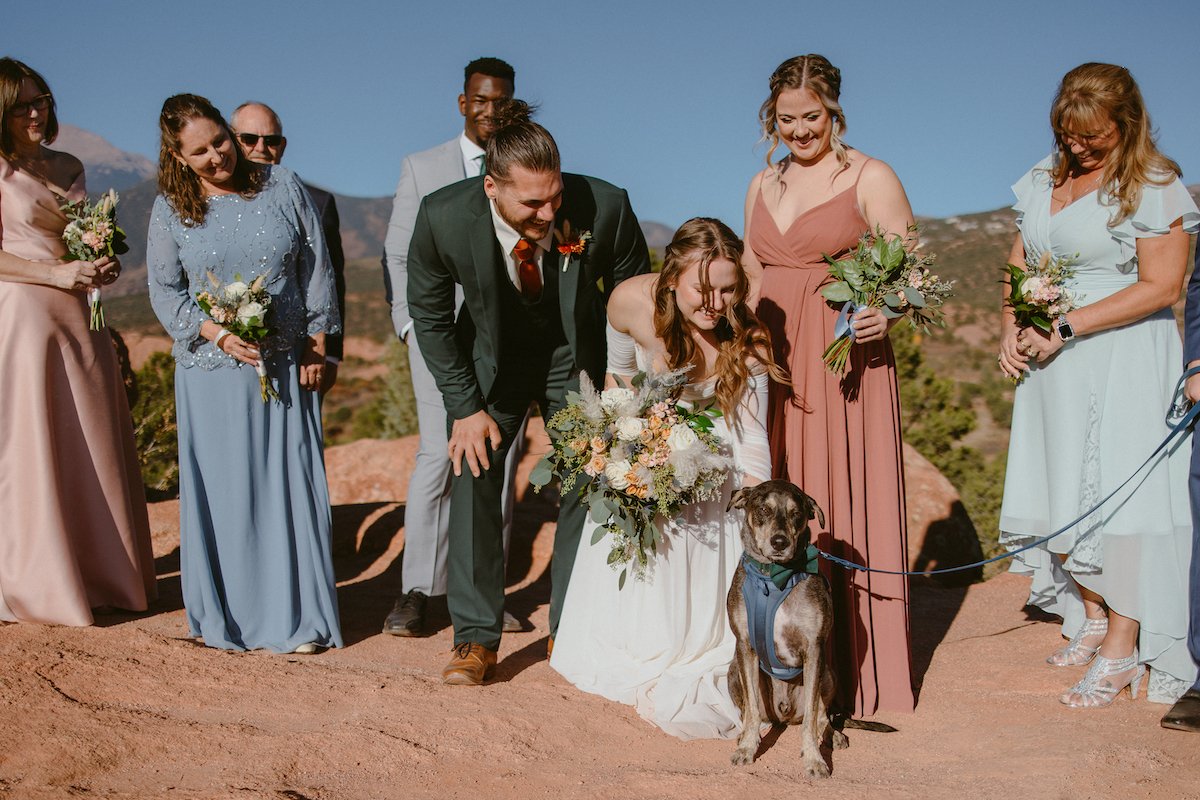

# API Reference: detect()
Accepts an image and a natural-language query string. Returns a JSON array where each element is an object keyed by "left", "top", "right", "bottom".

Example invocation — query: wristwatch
[{"left": 1055, "top": 314, "right": 1075, "bottom": 342}]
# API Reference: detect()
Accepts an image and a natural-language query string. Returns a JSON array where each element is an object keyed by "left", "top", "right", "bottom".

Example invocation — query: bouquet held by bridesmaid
[
  {"left": 60, "top": 188, "right": 127, "bottom": 329},
  {"left": 1002, "top": 251, "right": 1077, "bottom": 383},
  {"left": 820, "top": 227, "right": 951, "bottom": 373}
]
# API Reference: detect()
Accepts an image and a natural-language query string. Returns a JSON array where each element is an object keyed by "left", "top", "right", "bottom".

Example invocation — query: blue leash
[{"left": 817, "top": 366, "right": 1200, "bottom": 577}]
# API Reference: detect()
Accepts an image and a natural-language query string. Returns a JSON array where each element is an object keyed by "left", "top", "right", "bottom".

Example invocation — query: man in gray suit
[
  {"left": 381, "top": 58, "right": 525, "bottom": 636},
  {"left": 231, "top": 101, "right": 346, "bottom": 391}
]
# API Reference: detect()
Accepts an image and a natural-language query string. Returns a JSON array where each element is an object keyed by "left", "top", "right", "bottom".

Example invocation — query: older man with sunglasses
[{"left": 231, "top": 101, "right": 346, "bottom": 391}]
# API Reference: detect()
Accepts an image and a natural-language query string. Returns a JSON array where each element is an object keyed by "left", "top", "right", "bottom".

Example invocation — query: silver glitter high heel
[
  {"left": 1046, "top": 616, "right": 1108, "bottom": 667},
  {"left": 1060, "top": 651, "right": 1144, "bottom": 708}
]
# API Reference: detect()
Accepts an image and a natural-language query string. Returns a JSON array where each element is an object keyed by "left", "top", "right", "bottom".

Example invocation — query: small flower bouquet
[
  {"left": 1002, "top": 251, "right": 1077, "bottom": 384},
  {"left": 196, "top": 272, "right": 278, "bottom": 402},
  {"left": 61, "top": 188, "right": 128, "bottom": 330},
  {"left": 530, "top": 369, "right": 732, "bottom": 587},
  {"left": 820, "top": 227, "right": 952, "bottom": 374},
  {"left": 554, "top": 220, "right": 592, "bottom": 273}
]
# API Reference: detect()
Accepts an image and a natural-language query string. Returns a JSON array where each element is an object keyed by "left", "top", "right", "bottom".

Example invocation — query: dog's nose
[{"left": 770, "top": 534, "right": 789, "bottom": 552}]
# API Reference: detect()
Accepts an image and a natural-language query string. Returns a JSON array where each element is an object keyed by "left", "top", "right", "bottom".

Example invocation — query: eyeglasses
[
  {"left": 235, "top": 132, "right": 283, "bottom": 148},
  {"left": 10, "top": 94, "right": 52, "bottom": 117}
]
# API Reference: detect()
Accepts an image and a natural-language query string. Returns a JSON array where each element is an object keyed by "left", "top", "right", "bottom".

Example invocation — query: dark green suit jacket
[{"left": 407, "top": 173, "right": 651, "bottom": 420}]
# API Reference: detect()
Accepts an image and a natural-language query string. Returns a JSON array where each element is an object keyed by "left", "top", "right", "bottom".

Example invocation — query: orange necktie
[{"left": 512, "top": 238, "right": 542, "bottom": 300}]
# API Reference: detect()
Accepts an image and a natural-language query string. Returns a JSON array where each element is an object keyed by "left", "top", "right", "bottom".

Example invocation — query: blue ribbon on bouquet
[
  {"left": 816, "top": 365, "right": 1200, "bottom": 577},
  {"left": 832, "top": 301, "right": 867, "bottom": 340}
]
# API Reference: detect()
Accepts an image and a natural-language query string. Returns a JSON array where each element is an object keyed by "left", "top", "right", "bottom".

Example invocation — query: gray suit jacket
[{"left": 382, "top": 137, "right": 468, "bottom": 339}]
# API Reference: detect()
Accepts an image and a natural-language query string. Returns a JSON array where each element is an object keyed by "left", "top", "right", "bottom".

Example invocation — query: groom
[{"left": 408, "top": 99, "right": 650, "bottom": 684}]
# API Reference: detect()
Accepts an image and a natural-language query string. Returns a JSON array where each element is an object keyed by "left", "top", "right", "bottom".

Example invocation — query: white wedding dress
[{"left": 550, "top": 324, "right": 772, "bottom": 740}]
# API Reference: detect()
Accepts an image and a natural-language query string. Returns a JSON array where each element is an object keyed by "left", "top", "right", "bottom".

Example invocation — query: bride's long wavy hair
[
  {"left": 653, "top": 218, "right": 787, "bottom": 421},
  {"left": 1049, "top": 63, "right": 1180, "bottom": 225},
  {"left": 157, "top": 93, "right": 264, "bottom": 226}
]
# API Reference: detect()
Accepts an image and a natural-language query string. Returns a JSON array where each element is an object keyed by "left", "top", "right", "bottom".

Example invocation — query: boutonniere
[{"left": 554, "top": 221, "right": 592, "bottom": 272}]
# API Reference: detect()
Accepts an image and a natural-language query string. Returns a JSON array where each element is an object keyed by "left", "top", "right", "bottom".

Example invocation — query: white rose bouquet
[
  {"left": 531, "top": 369, "right": 732, "bottom": 587},
  {"left": 60, "top": 188, "right": 128, "bottom": 330},
  {"left": 195, "top": 271, "right": 278, "bottom": 402}
]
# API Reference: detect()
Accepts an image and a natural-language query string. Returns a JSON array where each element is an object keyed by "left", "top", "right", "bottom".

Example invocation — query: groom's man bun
[{"left": 485, "top": 98, "right": 559, "bottom": 182}]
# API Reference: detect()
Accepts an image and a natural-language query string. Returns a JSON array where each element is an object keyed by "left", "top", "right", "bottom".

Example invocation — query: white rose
[
  {"left": 665, "top": 423, "right": 700, "bottom": 454},
  {"left": 236, "top": 301, "right": 265, "bottom": 326},
  {"left": 614, "top": 416, "right": 646, "bottom": 442},
  {"left": 603, "top": 459, "right": 632, "bottom": 490},
  {"left": 600, "top": 387, "right": 637, "bottom": 416},
  {"left": 223, "top": 281, "right": 249, "bottom": 302}
]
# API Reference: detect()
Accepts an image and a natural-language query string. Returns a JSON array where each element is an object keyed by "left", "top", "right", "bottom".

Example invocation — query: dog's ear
[
  {"left": 727, "top": 487, "right": 750, "bottom": 512},
  {"left": 804, "top": 494, "right": 825, "bottom": 530}
]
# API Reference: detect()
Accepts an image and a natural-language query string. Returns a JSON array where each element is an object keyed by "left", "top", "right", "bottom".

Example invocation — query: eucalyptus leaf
[
  {"left": 822, "top": 282, "right": 853, "bottom": 303},
  {"left": 590, "top": 527, "right": 606, "bottom": 545},
  {"left": 618, "top": 569, "right": 627, "bottom": 590},
  {"left": 883, "top": 292, "right": 903, "bottom": 309},
  {"left": 902, "top": 287, "right": 926, "bottom": 308},
  {"left": 589, "top": 500, "right": 611, "bottom": 524}
]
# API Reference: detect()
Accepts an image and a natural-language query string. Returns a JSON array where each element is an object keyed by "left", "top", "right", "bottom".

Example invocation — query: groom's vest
[{"left": 496, "top": 253, "right": 567, "bottom": 370}]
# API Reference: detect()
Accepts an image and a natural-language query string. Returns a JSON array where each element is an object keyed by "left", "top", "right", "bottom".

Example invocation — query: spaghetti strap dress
[{"left": 747, "top": 162, "right": 915, "bottom": 717}]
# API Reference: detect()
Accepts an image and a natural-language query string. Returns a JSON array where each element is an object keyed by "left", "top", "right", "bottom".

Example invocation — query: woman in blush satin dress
[
  {"left": 998, "top": 63, "right": 1198, "bottom": 708},
  {"left": 148, "top": 94, "right": 341, "bottom": 654},
  {"left": 743, "top": 54, "right": 916, "bottom": 718},
  {"left": 552, "top": 218, "right": 787, "bottom": 740},
  {"left": 0, "top": 57, "right": 155, "bottom": 625}
]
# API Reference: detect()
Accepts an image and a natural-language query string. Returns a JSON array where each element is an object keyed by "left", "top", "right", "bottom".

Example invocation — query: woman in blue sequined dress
[{"left": 147, "top": 94, "right": 342, "bottom": 654}]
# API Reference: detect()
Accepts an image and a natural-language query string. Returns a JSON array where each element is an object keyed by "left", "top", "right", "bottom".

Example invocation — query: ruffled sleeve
[
  {"left": 605, "top": 321, "right": 638, "bottom": 377},
  {"left": 1109, "top": 176, "right": 1200, "bottom": 268},
  {"left": 728, "top": 370, "right": 771, "bottom": 486},
  {"left": 1011, "top": 155, "right": 1054, "bottom": 230}
]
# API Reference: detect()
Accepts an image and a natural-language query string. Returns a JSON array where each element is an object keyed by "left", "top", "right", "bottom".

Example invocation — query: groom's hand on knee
[{"left": 449, "top": 411, "right": 503, "bottom": 478}]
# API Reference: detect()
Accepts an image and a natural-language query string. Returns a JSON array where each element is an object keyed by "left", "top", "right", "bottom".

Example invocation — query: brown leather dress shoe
[
  {"left": 442, "top": 643, "right": 497, "bottom": 685},
  {"left": 1161, "top": 688, "right": 1200, "bottom": 732}
]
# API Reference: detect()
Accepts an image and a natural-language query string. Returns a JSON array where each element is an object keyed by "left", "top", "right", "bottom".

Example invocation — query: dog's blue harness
[{"left": 739, "top": 546, "right": 820, "bottom": 681}]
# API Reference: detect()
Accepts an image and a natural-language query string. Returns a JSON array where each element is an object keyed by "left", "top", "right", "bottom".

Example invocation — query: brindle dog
[{"left": 726, "top": 480, "right": 846, "bottom": 776}]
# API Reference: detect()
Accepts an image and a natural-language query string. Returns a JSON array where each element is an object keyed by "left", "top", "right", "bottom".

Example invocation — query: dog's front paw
[
  {"left": 832, "top": 729, "right": 849, "bottom": 750},
  {"left": 730, "top": 747, "right": 757, "bottom": 766},
  {"left": 803, "top": 757, "right": 831, "bottom": 779}
]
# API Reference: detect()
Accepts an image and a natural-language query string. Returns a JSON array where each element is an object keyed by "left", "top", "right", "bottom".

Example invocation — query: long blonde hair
[
  {"left": 1049, "top": 62, "right": 1180, "bottom": 225},
  {"left": 652, "top": 218, "right": 787, "bottom": 420},
  {"left": 759, "top": 54, "right": 849, "bottom": 175}
]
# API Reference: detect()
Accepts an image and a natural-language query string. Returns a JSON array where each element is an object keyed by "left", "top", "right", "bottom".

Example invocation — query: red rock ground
[{"left": 2, "top": 428, "right": 1197, "bottom": 799}]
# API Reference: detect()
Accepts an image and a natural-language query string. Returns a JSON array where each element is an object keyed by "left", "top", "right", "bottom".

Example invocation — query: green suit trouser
[{"left": 447, "top": 343, "right": 586, "bottom": 650}]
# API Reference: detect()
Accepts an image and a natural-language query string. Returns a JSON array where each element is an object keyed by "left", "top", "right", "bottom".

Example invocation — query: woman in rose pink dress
[
  {"left": 743, "top": 54, "right": 916, "bottom": 718},
  {"left": 0, "top": 57, "right": 155, "bottom": 625}
]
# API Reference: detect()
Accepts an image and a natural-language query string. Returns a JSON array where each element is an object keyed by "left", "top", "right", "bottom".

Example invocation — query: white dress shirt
[
  {"left": 459, "top": 133, "right": 486, "bottom": 178},
  {"left": 488, "top": 200, "right": 554, "bottom": 290}
]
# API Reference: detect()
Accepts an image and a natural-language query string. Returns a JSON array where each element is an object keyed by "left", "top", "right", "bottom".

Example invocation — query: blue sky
[{"left": 9, "top": 0, "right": 1198, "bottom": 230}]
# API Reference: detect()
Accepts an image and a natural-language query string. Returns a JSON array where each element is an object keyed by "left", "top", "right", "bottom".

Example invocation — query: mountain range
[{"left": 52, "top": 127, "right": 677, "bottom": 298}]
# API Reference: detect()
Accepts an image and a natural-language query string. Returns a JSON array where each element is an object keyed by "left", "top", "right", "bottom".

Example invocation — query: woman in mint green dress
[{"left": 998, "top": 63, "right": 1198, "bottom": 708}]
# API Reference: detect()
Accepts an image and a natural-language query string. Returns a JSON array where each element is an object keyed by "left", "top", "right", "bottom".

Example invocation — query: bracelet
[{"left": 213, "top": 328, "right": 232, "bottom": 351}]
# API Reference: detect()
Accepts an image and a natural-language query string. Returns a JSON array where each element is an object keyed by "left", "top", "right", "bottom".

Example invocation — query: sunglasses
[
  {"left": 236, "top": 132, "right": 283, "bottom": 147},
  {"left": 11, "top": 94, "right": 52, "bottom": 117}
]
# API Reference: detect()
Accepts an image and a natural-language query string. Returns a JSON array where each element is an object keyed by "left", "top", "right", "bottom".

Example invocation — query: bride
[{"left": 551, "top": 217, "right": 786, "bottom": 739}]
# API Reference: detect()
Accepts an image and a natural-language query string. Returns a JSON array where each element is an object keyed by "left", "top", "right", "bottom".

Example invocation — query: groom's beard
[{"left": 498, "top": 205, "right": 552, "bottom": 241}]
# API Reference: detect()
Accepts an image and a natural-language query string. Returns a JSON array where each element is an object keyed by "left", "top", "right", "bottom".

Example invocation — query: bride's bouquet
[
  {"left": 820, "top": 227, "right": 952, "bottom": 374},
  {"left": 531, "top": 369, "right": 733, "bottom": 587},
  {"left": 1002, "top": 251, "right": 1077, "bottom": 384},
  {"left": 61, "top": 188, "right": 128, "bottom": 330},
  {"left": 196, "top": 272, "right": 278, "bottom": 403}
]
